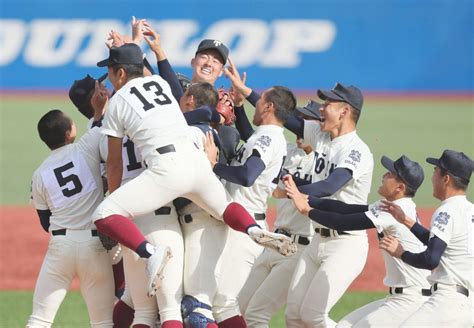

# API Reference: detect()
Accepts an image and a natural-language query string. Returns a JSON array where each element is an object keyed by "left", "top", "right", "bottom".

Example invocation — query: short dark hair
[
  {"left": 110, "top": 63, "right": 144, "bottom": 80},
  {"left": 186, "top": 82, "right": 218, "bottom": 108},
  {"left": 37, "top": 110, "right": 73, "bottom": 150},
  {"left": 348, "top": 105, "right": 361, "bottom": 124},
  {"left": 439, "top": 168, "right": 469, "bottom": 191},
  {"left": 394, "top": 175, "right": 417, "bottom": 197},
  {"left": 265, "top": 86, "right": 296, "bottom": 123}
]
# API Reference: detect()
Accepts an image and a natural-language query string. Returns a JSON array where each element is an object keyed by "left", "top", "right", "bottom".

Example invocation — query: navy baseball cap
[
  {"left": 317, "top": 83, "right": 364, "bottom": 111},
  {"left": 426, "top": 149, "right": 474, "bottom": 182},
  {"left": 69, "top": 73, "right": 108, "bottom": 119},
  {"left": 97, "top": 43, "right": 144, "bottom": 67},
  {"left": 296, "top": 100, "right": 323, "bottom": 121},
  {"left": 381, "top": 155, "right": 424, "bottom": 191},
  {"left": 196, "top": 39, "right": 229, "bottom": 65}
]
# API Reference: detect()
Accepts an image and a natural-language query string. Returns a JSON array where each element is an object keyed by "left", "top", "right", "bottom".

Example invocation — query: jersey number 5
[
  {"left": 53, "top": 162, "right": 83, "bottom": 197},
  {"left": 130, "top": 81, "right": 172, "bottom": 111}
]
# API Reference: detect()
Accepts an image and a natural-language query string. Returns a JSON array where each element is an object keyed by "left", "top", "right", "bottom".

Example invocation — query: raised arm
[{"left": 142, "top": 22, "right": 184, "bottom": 101}]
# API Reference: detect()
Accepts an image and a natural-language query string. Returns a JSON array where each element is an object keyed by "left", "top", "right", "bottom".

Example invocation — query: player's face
[
  {"left": 378, "top": 171, "right": 401, "bottom": 200},
  {"left": 431, "top": 167, "right": 444, "bottom": 200},
  {"left": 107, "top": 66, "right": 121, "bottom": 91},
  {"left": 319, "top": 101, "right": 346, "bottom": 134},
  {"left": 253, "top": 90, "right": 269, "bottom": 126},
  {"left": 179, "top": 90, "right": 194, "bottom": 113},
  {"left": 191, "top": 49, "right": 224, "bottom": 84},
  {"left": 65, "top": 121, "right": 77, "bottom": 144}
]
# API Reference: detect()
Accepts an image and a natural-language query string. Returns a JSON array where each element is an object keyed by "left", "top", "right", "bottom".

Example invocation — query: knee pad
[{"left": 181, "top": 295, "right": 215, "bottom": 328}]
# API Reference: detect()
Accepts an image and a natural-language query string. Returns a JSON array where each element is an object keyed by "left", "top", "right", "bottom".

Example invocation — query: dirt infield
[{"left": 0, "top": 206, "right": 434, "bottom": 291}]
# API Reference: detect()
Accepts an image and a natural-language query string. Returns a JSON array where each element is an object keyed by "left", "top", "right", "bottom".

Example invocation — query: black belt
[
  {"left": 314, "top": 227, "right": 348, "bottom": 237},
  {"left": 433, "top": 283, "right": 469, "bottom": 297},
  {"left": 254, "top": 213, "right": 266, "bottom": 221},
  {"left": 275, "top": 228, "right": 310, "bottom": 246},
  {"left": 154, "top": 206, "right": 172, "bottom": 215},
  {"left": 389, "top": 287, "right": 431, "bottom": 297},
  {"left": 156, "top": 144, "right": 176, "bottom": 154},
  {"left": 52, "top": 229, "right": 98, "bottom": 237}
]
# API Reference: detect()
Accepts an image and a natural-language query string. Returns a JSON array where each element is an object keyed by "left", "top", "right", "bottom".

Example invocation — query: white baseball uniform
[
  {"left": 92, "top": 74, "right": 238, "bottom": 228},
  {"left": 213, "top": 124, "right": 287, "bottom": 323},
  {"left": 239, "top": 143, "right": 315, "bottom": 327},
  {"left": 286, "top": 120, "right": 373, "bottom": 328},
  {"left": 99, "top": 135, "right": 183, "bottom": 326},
  {"left": 400, "top": 195, "right": 473, "bottom": 327},
  {"left": 337, "top": 197, "right": 431, "bottom": 327},
  {"left": 28, "top": 127, "right": 115, "bottom": 328},
  {"left": 178, "top": 125, "right": 229, "bottom": 322}
]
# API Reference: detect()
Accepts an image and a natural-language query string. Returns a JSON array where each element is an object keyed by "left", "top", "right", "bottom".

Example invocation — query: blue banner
[{"left": 0, "top": 0, "right": 472, "bottom": 91}]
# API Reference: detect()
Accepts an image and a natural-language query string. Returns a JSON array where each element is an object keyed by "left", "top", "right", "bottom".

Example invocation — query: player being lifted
[{"left": 90, "top": 43, "right": 296, "bottom": 304}]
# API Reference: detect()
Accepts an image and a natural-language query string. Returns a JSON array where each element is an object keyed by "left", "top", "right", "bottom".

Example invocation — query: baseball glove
[
  {"left": 216, "top": 89, "right": 235, "bottom": 125},
  {"left": 98, "top": 231, "right": 118, "bottom": 251}
]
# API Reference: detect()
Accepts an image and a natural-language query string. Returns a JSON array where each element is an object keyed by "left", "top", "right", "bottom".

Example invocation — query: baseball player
[
  {"left": 69, "top": 73, "right": 130, "bottom": 300},
  {"left": 91, "top": 42, "right": 295, "bottom": 302},
  {"left": 238, "top": 133, "right": 317, "bottom": 327},
  {"left": 285, "top": 154, "right": 432, "bottom": 327},
  {"left": 380, "top": 149, "right": 473, "bottom": 327},
  {"left": 279, "top": 83, "right": 374, "bottom": 327},
  {"left": 82, "top": 75, "right": 185, "bottom": 328},
  {"left": 203, "top": 60, "right": 296, "bottom": 328},
  {"left": 173, "top": 82, "right": 232, "bottom": 328},
  {"left": 136, "top": 20, "right": 232, "bottom": 129},
  {"left": 28, "top": 110, "right": 115, "bottom": 327}
]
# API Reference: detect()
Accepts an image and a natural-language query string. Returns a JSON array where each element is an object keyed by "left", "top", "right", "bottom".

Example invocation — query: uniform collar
[
  {"left": 440, "top": 194, "right": 467, "bottom": 205},
  {"left": 393, "top": 197, "right": 415, "bottom": 208},
  {"left": 331, "top": 130, "right": 357, "bottom": 144},
  {"left": 255, "top": 124, "right": 284, "bottom": 133}
]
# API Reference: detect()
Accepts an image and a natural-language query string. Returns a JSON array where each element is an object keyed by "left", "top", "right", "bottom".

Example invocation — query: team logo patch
[
  {"left": 349, "top": 149, "right": 361, "bottom": 162},
  {"left": 255, "top": 135, "right": 272, "bottom": 152},
  {"left": 213, "top": 40, "right": 222, "bottom": 47},
  {"left": 370, "top": 203, "right": 381, "bottom": 218},
  {"left": 433, "top": 211, "right": 450, "bottom": 232}
]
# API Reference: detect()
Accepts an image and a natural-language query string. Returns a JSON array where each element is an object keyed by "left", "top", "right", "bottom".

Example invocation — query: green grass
[
  {"left": 0, "top": 290, "right": 385, "bottom": 327},
  {"left": 0, "top": 95, "right": 473, "bottom": 206}
]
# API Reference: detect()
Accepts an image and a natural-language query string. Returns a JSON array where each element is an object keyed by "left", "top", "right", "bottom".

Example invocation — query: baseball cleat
[
  {"left": 249, "top": 229, "right": 297, "bottom": 257},
  {"left": 146, "top": 245, "right": 172, "bottom": 297}
]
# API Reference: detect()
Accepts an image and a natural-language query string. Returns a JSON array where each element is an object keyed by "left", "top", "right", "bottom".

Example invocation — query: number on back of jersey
[
  {"left": 40, "top": 153, "right": 97, "bottom": 208},
  {"left": 127, "top": 80, "right": 172, "bottom": 118}
]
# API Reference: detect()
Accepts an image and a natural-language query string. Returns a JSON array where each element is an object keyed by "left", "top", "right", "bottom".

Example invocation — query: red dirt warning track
[{"left": 0, "top": 206, "right": 434, "bottom": 291}]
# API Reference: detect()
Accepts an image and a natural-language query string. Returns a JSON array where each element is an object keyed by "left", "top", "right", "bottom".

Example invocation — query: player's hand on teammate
[
  {"left": 379, "top": 235, "right": 405, "bottom": 258},
  {"left": 203, "top": 131, "right": 219, "bottom": 168},
  {"left": 91, "top": 80, "right": 109, "bottom": 120},
  {"left": 224, "top": 58, "right": 252, "bottom": 98},
  {"left": 282, "top": 175, "right": 311, "bottom": 215},
  {"left": 380, "top": 200, "right": 415, "bottom": 228}
]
